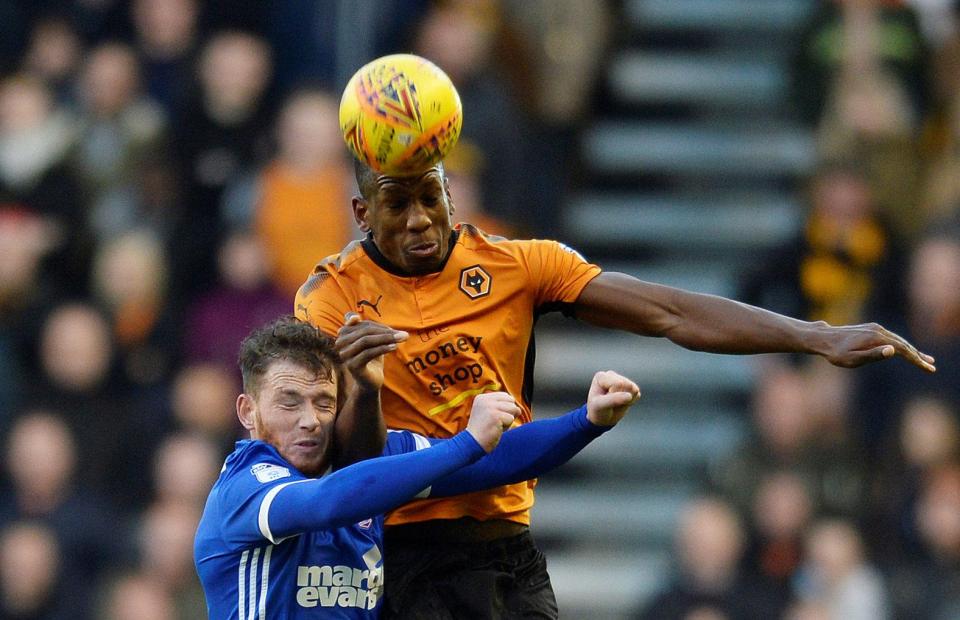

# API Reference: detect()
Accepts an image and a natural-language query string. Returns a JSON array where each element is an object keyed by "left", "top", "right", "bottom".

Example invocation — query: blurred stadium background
[{"left": 0, "top": 0, "right": 959, "bottom": 618}]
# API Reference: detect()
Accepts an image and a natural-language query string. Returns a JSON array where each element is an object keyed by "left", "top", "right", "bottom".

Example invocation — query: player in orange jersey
[{"left": 295, "top": 160, "right": 935, "bottom": 619}]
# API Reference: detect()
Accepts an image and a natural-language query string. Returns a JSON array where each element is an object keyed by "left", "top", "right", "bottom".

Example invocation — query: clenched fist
[
  {"left": 586, "top": 370, "right": 640, "bottom": 426},
  {"left": 466, "top": 392, "right": 520, "bottom": 453}
]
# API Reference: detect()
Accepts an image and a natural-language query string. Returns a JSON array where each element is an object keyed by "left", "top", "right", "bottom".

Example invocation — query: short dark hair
[
  {"left": 238, "top": 316, "right": 338, "bottom": 395},
  {"left": 354, "top": 158, "right": 379, "bottom": 201}
]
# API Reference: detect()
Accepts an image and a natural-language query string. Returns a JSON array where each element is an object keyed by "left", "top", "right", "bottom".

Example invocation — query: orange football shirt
[{"left": 294, "top": 224, "right": 601, "bottom": 525}]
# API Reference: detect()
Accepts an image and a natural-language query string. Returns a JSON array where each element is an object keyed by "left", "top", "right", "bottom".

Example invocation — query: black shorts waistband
[{"left": 384, "top": 517, "right": 529, "bottom": 544}]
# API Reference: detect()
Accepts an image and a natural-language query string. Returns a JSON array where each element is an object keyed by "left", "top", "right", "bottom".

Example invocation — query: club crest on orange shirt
[{"left": 459, "top": 265, "right": 491, "bottom": 299}]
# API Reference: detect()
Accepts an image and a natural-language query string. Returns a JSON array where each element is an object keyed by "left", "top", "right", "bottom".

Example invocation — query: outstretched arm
[
  {"left": 260, "top": 386, "right": 515, "bottom": 541},
  {"left": 430, "top": 372, "right": 640, "bottom": 497},
  {"left": 262, "top": 432, "right": 484, "bottom": 541},
  {"left": 575, "top": 272, "right": 935, "bottom": 372}
]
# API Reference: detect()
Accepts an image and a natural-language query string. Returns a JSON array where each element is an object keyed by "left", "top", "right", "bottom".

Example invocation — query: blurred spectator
[
  {"left": 497, "top": 1, "right": 610, "bottom": 129},
  {"left": 742, "top": 471, "right": 816, "bottom": 605},
  {"left": 21, "top": 15, "right": 83, "bottom": 103},
  {"left": 871, "top": 396, "right": 959, "bottom": 558},
  {"left": 182, "top": 229, "right": 287, "bottom": 368},
  {"left": 497, "top": 0, "right": 612, "bottom": 234},
  {"left": 0, "top": 411, "right": 121, "bottom": 617},
  {"left": 0, "top": 521, "right": 75, "bottom": 619},
  {"left": 171, "top": 29, "right": 274, "bottom": 298},
  {"left": 443, "top": 141, "right": 516, "bottom": 238},
  {"left": 170, "top": 363, "right": 241, "bottom": 453},
  {"left": 0, "top": 74, "right": 89, "bottom": 295},
  {"left": 136, "top": 500, "right": 206, "bottom": 619},
  {"left": 710, "top": 364, "right": 867, "bottom": 520},
  {"left": 88, "top": 152, "right": 183, "bottom": 263},
  {"left": 793, "top": 0, "right": 930, "bottom": 130},
  {"left": 414, "top": 1, "right": 533, "bottom": 233},
  {"left": 783, "top": 600, "right": 832, "bottom": 620},
  {"left": 794, "top": 519, "right": 891, "bottom": 620},
  {"left": 131, "top": 0, "right": 199, "bottom": 116},
  {"left": 91, "top": 230, "right": 176, "bottom": 388},
  {"left": 73, "top": 42, "right": 167, "bottom": 232},
  {"left": 29, "top": 302, "right": 160, "bottom": 512},
  {"left": 99, "top": 572, "right": 176, "bottom": 620},
  {"left": 922, "top": 83, "right": 960, "bottom": 223},
  {"left": 905, "top": 0, "right": 959, "bottom": 47},
  {"left": 151, "top": 432, "right": 221, "bottom": 508},
  {"left": 915, "top": 0, "right": 960, "bottom": 113},
  {"left": 228, "top": 88, "right": 355, "bottom": 296},
  {"left": 855, "top": 231, "right": 960, "bottom": 451},
  {"left": 636, "top": 497, "right": 783, "bottom": 619},
  {"left": 793, "top": 1, "right": 930, "bottom": 239},
  {"left": 741, "top": 163, "right": 905, "bottom": 326},
  {"left": 902, "top": 465, "right": 960, "bottom": 618},
  {"left": 0, "top": 207, "right": 58, "bottom": 419}
]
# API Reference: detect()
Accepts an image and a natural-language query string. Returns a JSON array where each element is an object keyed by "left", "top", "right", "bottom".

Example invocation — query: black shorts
[{"left": 382, "top": 520, "right": 558, "bottom": 619}]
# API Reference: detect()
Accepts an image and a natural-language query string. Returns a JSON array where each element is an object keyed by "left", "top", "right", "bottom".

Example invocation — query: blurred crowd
[
  {"left": 0, "top": 0, "right": 959, "bottom": 618},
  {"left": 643, "top": 1, "right": 960, "bottom": 619},
  {"left": 0, "top": 0, "right": 610, "bottom": 618}
]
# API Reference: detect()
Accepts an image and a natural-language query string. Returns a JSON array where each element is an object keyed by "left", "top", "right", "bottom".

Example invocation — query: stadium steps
[
  {"left": 532, "top": 483, "right": 693, "bottom": 548},
  {"left": 582, "top": 121, "right": 815, "bottom": 178},
  {"left": 624, "top": 0, "right": 814, "bottom": 34},
  {"left": 608, "top": 53, "right": 785, "bottom": 108},
  {"left": 533, "top": 331, "right": 755, "bottom": 396},
  {"left": 565, "top": 193, "right": 801, "bottom": 254},
  {"left": 530, "top": 0, "right": 815, "bottom": 615},
  {"left": 534, "top": 403, "right": 746, "bottom": 480},
  {"left": 545, "top": 550, "right": 671, "bottom": 620}
]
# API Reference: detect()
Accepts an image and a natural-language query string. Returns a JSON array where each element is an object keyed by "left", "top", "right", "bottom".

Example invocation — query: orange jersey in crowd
[{"left": 294, "top": 224, "right": 601, "bottom": 526}]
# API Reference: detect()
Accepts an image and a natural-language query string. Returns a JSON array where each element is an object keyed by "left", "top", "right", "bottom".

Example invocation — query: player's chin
[
  {"left": 286, "top": 447, "right": 328, "bottom": 477},
  {"left": 402, "top": 253, "right": 443, "bottom": 274}
]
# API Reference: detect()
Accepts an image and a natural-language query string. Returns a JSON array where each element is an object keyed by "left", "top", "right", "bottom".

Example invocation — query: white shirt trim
[{"left": 258, "top": 479, "right": 312, "bottom": 544}]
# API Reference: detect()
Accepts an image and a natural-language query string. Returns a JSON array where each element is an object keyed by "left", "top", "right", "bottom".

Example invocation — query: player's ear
[
  {"left": 237, "top": 393, "right": 257, "bottom": 432},
  {"left": 352, "top": 196, "right": 371, "bottom": 233}
]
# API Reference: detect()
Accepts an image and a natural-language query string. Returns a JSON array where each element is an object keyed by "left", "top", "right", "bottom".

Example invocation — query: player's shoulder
[
  {"left": 320, "top": 238, "right": 368, "bottom": 273},
  {"left": 456, "top": 223, "right": 527, "bottom": 256},
  {"left": 222, "top": 440, "right": 296, "bottom": 484},
  {"left": 297, "top": 239, "right": 367, "bottom": 299},
  {"left": 456, "top": 223, "right": 587, "bottom": 262}
]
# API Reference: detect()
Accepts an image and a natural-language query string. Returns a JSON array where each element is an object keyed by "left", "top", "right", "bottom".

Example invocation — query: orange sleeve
[
  {"left": 520, "top": 240, "right": 602, "bottom": 306},
  {"left": 294, "top": 265, "right": 352, "bottom": 337}
]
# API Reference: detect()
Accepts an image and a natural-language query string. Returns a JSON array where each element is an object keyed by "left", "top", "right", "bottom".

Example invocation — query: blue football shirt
[
  {"left": 194, "top": 405, "right": 603, "bottom": 618},
  {"left": 195, "top": 439, "right": 392, "bottom": 619}
]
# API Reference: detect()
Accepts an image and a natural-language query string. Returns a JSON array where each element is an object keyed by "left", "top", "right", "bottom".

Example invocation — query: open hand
[
  {"left": 466, "top": 392, "right": 520, "bottom": 453},
  {"left": 586, "top": 371, "right": 640, "bottom": 426},
  {"left": 334, "top": 312, "right": 408, "bottom": 390},
  {"left": 816, "top": 322, "right": 936, "bottom": 372}
]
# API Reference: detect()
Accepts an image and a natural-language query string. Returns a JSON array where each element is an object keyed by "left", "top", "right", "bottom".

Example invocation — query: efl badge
[
  {"left": 459, "top": 265, "right": 491, "bottom": 300},
  {"left": 251, "top": 463, "right": 291, "bottom": 483}
]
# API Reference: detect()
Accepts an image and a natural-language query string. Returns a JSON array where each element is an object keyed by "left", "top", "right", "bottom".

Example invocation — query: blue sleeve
[
  {"left": 216, "top": 445, "right": 311, "bottom": 546},
  {"left": 428, "top": 405, "right": 609, "bottom": 497},
  {"left": 260, "top": 432, "right": 485, "bottom": 542}
]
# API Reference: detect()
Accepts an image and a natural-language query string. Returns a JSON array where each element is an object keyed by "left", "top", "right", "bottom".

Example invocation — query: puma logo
[{"left": 357, "top": 295, "right": 383, "bottom": 317}]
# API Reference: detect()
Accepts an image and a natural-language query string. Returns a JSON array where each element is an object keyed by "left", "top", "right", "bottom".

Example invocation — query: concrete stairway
[{"left": 530, "top": 1, "right": 818, "bottom": 617}]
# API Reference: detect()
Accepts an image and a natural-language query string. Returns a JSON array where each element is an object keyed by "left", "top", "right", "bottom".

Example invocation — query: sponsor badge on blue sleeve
[{"left": 251, "top": 463, "right": 292, "bottom": 483}]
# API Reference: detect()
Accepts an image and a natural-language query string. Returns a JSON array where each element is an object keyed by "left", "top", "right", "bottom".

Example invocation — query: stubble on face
[{"left": 249, "top": 360, "right": 338, "bottom": 477}]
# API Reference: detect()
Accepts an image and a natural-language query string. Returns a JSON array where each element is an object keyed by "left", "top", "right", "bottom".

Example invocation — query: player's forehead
[
  {"left": 374, "top": 167, "right": 444, "bottom": 195},
  {"left": 260, "top": 358, "right": 337, "bottom": 398}
]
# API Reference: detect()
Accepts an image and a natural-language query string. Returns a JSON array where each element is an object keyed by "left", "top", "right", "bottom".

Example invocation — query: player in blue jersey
[{"left": 194, "top": 315, "right": 639, "bottom": 618}]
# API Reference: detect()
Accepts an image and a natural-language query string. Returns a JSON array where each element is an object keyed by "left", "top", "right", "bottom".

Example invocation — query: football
[{"left": 339, "top": 53, "right": 463, "bottom": 175}]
